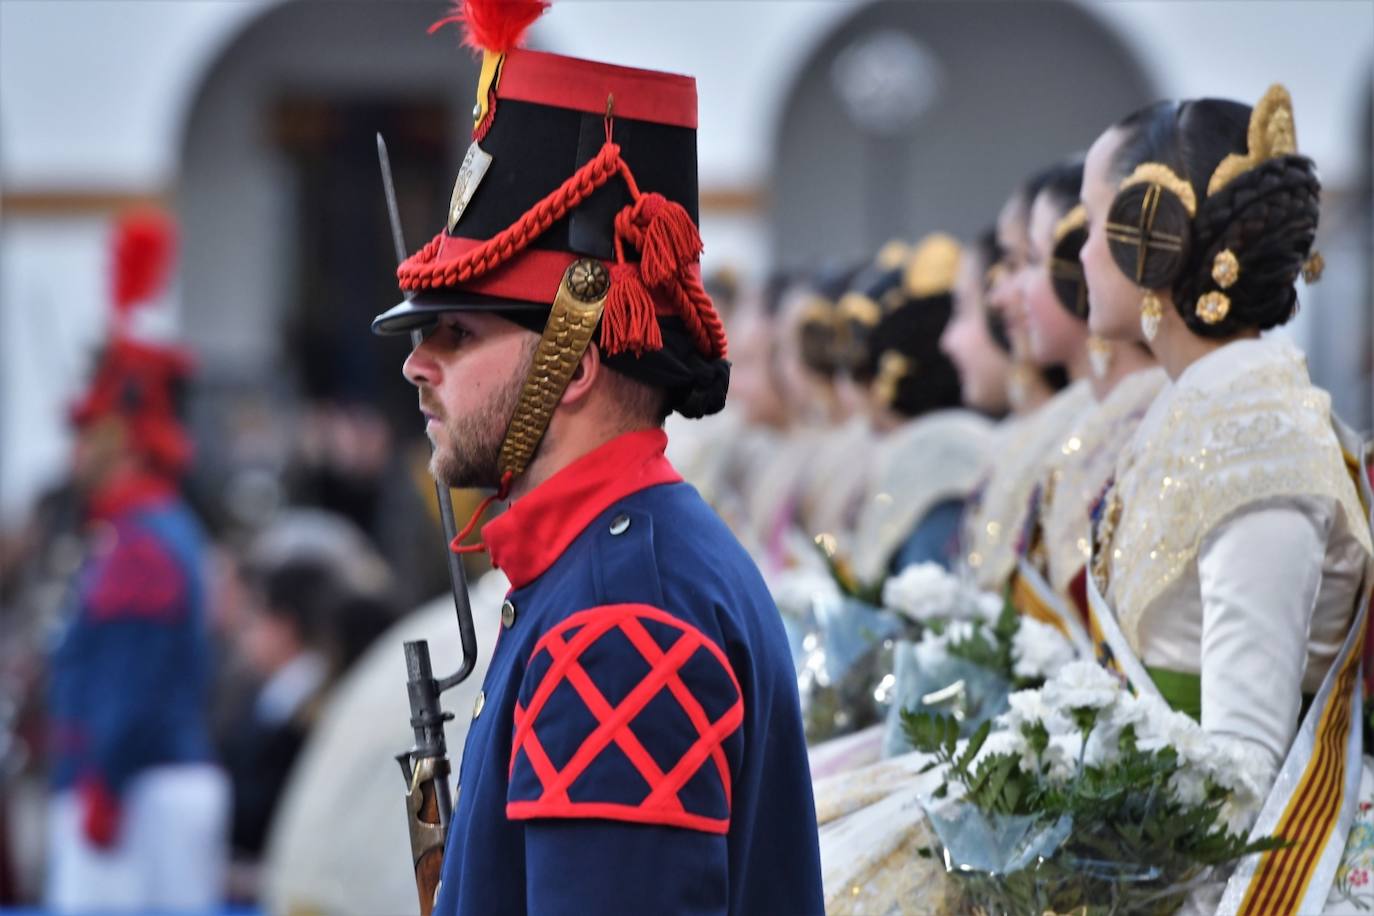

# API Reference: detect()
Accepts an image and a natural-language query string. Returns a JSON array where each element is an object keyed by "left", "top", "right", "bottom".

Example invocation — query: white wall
[{"left": 2, "top": 0, "right": 1370, "bottom": 525}]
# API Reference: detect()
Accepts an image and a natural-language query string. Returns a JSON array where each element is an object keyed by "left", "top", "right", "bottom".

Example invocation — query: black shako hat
[{"left": 372, "top": 0, "right": 728, "bottom": 429}]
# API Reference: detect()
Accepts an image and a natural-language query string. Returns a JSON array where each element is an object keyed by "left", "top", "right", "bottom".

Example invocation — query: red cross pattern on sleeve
[{"left": 506, "top": 603, "right": 744, "bottom": 834}]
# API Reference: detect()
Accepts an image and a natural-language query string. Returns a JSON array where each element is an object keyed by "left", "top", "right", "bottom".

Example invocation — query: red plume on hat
[
  {"left": 112, "top": 209, "right": 177, "bottom": 317},
  {"left": 390, "top": 0, "right": 728, "bottom": 363},
  {"left": 429, "top": 0, "right": 549, "bottom": 54},
  {"left": 71, "top": 209, "right": 197, "bottom": 475}
]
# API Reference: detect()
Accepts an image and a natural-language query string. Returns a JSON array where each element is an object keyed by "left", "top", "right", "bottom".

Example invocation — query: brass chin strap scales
[
  {"left": 498, "top": 259, "right": 610, "bottom": 478},
  {"left": 447, "top": 259, "right": 609, "bottom": 556}
]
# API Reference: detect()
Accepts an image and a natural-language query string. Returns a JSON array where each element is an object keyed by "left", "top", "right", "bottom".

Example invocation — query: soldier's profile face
[{"left": 402, "top": 312, "right": 538, "bottom": 488}]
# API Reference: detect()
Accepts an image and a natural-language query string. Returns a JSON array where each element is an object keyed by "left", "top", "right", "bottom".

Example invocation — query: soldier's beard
[{"left": 429, "top": 353, "right": 530, "bottom": 490}]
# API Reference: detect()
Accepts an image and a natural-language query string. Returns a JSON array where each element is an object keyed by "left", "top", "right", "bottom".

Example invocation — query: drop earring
[
  {"left": 1087, "top": 336, "right": 1113, "bottom": 379},
  {"left": 1139, "top": 291, "right": 1163, "bottom": 342}
]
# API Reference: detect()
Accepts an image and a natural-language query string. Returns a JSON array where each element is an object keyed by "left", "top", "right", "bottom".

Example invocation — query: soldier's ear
[{"left": 559, "top": 339, "right": 604, "bottom": 408}]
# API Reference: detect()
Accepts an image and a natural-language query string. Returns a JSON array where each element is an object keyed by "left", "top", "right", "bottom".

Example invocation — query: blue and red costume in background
[
  {"left": 436, "top": 429, "right": 823, "bottom": 915},
  {"left": 47, "top": 471, "right": 214, "bottom": 843}
]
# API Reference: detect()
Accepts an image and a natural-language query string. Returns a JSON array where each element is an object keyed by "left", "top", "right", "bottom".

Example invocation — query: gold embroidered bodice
[
  {"left": 1093, "top": 342, "right": 1371, "bottom": 651},
  {"left": 1029, "top": 368, "right": 1167, "bottom": 596},
  {"left": 964, "top": 380, "right": 1095, "bottom": 591}
]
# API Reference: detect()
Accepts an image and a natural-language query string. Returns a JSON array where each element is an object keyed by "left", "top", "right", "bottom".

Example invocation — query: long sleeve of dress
[{"left": 1197, "top": 501, "right": 1331, "bottom": 783}]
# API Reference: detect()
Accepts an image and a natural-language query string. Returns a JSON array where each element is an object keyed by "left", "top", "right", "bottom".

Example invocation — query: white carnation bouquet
[
  {"left": 880, "top": 564, "right": 1077, "bottom": 755},
  {"left": 905, "top": 660, "right": 1283, "bottom": 915}
]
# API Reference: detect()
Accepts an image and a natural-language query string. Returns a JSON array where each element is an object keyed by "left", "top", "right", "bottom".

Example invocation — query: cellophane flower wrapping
[{"left": 906, "top": 661, "right": 1283, "bottom": 915}]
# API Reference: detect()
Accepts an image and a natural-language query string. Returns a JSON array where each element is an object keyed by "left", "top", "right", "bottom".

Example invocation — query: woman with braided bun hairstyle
[
  {"left": 840, "top": 234, "right": 996, "bottom": 586},
  {"left": 1079, "top": 86, "right": 1374, "bottom": 911},
  {"left": 941, "top": 228, "right": 1013, "bottom": 418},
  {"left": 960, "top": 165, "right": 1097, "bottom": 597},
  {"left": 1005, "top": 157, "right": 1166, "bottom": 641}
]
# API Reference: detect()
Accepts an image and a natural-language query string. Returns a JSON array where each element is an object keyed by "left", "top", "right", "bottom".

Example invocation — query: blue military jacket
[
  {"left": 48, "top": 473, "right": 213, "bottom": 796},
  {"left": 435, "top": 429, "right": 823, "bottom": 915}
]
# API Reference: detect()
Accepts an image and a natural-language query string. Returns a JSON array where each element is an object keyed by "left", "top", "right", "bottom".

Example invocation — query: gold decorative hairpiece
[
  {"left": 1195, "top": 291, "right": 1231, "bottom": 325},
  {"left": 838, "top": 292, "right": 881, "bottom": 327},
  {"left": 800, "top": 295, "right": 834, "bottom": 327},
  {"left": 1120, "top": 163, "right": 1197, "bottom": 217},
  {"left": 873, "top": 351, "right": 912, "bottom": 406},
  {"left": 903, "top": 232, "right": 962, "bottom": 298},
  {"left": 1206, "top": 84, "right": 1298, "bottom": 197},
  {"left": 1302, "top": 251, "right": 1324, "bottom": 283},
  {"left": 1052, "top": 205, "right": 1087, "bottom": 246},
  {"left": 1211, "top": 249, "right": 1240, "bottom": 289},
  {"left": 876, "top": 239, "right": 912, "bottom": 272}
]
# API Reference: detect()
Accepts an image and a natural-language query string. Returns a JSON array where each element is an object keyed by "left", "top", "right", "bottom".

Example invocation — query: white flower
[
  {"left": 1133, "top": 701, "right": 1208, "bottom": 768},
  {"left": 1198, "top": 734, "right": 1273, "bottom": 832},
  {"left": 771, "top": 568, "right": 841, "bottom": 620},
  {"left": 1001, "top": 688, "right": 1074, "bottom": 736},
  {"left": 974, "top": 592, "right": 1005, "bottom": 624},
  {"left": 1041, "top": 660, "right": 1123, "bottom": 713},
  {"left": 973, "top": 727, "right": 1031, "bottom": 769},
  {"left": 881, "top": 563, "right": 965, "bottom": 622},
  {"left": 1010, "top": 618, "right": 1078, "bottom": 681},
  {"left": 1042, "top": 732, "right": 1085, "bottom": 783},
  {"left": 1082, "top": 724, "right": 1123, "bottom": 768},
  {"left": 1168, "top": 767, "right": 1210, "bottom": 806}
]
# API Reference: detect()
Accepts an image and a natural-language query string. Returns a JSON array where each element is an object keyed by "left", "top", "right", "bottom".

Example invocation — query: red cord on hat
[{"left": 398, "top": 121, "right": 727, "bottom": 361}]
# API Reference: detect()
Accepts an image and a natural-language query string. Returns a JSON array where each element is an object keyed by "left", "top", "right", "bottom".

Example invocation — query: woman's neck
[
  {"left": 1151, "top": 305, "right": 1256, "bottom": 381},
  {"left": 1092, "top": 342, "right": 1157, "bottom": 400}
]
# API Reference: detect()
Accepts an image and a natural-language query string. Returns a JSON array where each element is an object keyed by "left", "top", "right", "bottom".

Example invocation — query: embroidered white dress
[
  {"left": 849, "top": 409, "right": 996, "bottom": 586},
  {"left": 1089, "top": 338, "right": 1374, "bottom": 914},
  {"left": 964, "top": 380, "right": 1095, "bottom": 592},
  {"left": 1097, "top": 339, "right": 1370, "bottom": 785}
]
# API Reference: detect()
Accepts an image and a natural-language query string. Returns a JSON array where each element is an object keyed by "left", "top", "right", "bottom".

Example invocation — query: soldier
[
  {"left": 45, "top": 210, "right": 228, "bottom": 911},
  {"left": 370, "top": 2, "right": 823, "bottom": 913}
]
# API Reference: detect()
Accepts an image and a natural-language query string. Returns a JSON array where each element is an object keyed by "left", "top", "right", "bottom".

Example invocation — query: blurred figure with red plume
[{"left": 45, "top": 210, "right": 228, "bottom": 912}]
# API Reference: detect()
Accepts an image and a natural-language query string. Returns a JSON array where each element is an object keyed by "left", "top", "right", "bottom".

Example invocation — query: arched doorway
[
  {"left": 769, "top": 0, "right": 1154, "bottom": 267},
  {"left": 174, "top": 0, "right": 478, "bottom": 599}
]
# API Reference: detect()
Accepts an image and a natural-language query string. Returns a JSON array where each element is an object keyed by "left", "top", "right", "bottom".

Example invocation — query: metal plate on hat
[{"left": 448, "top": 141, "right": 494, "bottom": 233}]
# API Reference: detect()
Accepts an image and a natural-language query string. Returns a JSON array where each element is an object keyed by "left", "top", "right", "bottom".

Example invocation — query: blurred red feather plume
[
  {"left": 112, "top": 209, "right": 177, "bottom": 314},
  {"left": 428, "top": 0, "right": 549, "bottom": 54}
]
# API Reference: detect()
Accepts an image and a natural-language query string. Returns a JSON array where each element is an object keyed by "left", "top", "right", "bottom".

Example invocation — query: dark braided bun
[
  {"left": 1177, "top": 154, "right": 1320, "bottom": 337},
  {"left": 1106, "top": 95, "right": 1320, "bottom": 337}
]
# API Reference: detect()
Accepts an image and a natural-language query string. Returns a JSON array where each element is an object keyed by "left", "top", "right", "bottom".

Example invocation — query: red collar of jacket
[
  {"left": 87, "top": 469, "right": 177, "bottom": 522},
  {"left": 483, "top": 428, "right": 681, "bottom": 589}
]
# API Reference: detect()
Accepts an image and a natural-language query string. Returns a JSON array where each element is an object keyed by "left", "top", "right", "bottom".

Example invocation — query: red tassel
[
  {"left": 430, "top": 0, "right": 549, "bottom": 54},
  {"left": 602, "top": 263, "right": 662, "bottom": 356},
  {"left": 636, "top": 194, "right": 703, "bottom": 288}
]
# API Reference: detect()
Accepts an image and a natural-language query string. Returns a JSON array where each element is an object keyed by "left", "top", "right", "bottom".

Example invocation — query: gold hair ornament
[
  {"left": 1302, "top": 251, "right": 1325, "bottom": 284},
  {"left": 873, "top": 351, "right": 911, "bottom": 407},
  {"left": 1195, "top": 291, "right": 1231, "bottom": 325},
  {"left": 838, "top": 292, "right": 882, "bottom": 327},
  {"left": 876, "top": 239, "right": 912, "bottom": 272},
  {"left": 800, "top": 295, "right": 835, "bottom": 328},
  {"left": 1207, "top": 84, "right": 1298, "bottom": 197},
  {"left": 1211, "top": 249, "right": 1240, "bottom": 289},
  {"left": 903, "top": 233, "right": 962, "bottom": 298},
  {"left": 1053, "top": 205, "right": 1087, "bottom": 245},
  {"left": 497, "top": 259, "right": 608, "bottom": 478},
  {"left": 1119, "top": 163, "right": 1197, "bottom": 217}
]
